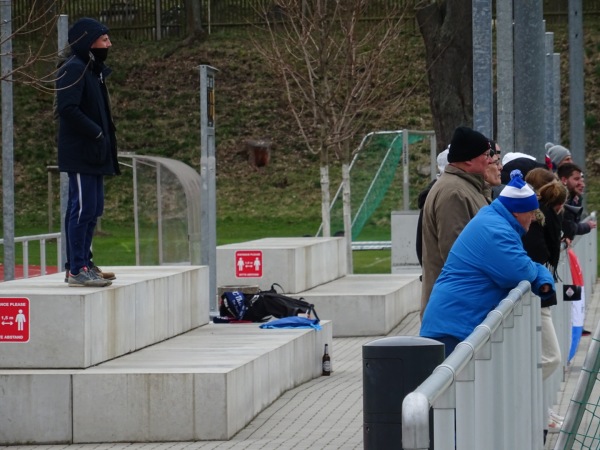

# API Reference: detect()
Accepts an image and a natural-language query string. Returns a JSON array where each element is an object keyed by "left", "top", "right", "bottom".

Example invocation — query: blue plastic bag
[{"left": 259, "top": 316, "right": 322, "bottom": 330}]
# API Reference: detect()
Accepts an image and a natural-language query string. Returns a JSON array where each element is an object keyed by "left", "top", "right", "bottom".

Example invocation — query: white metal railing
[
  {"left": 401, "top": 220, "right": 597, "bottom": 450},
  {"left": 0, "top": 232, "right": 62, "bottom": 279},
  {"left": 402, "top": 281, "right": 543, "bottom": 450},
  {"left": 553, "top": 321, "right": 600, "bottom": 449}
]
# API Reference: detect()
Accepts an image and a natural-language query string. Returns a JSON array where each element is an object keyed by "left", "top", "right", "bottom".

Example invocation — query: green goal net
[{"left": 317, "top": 130, "right": 431, "bottom": 240}]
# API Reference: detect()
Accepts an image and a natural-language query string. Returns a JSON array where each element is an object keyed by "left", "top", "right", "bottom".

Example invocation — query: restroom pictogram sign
[
  {"left": 235, "top": 251, "right": 263, "bottom": 278},
  {"left": 0, "top": 297, "right": 30, "bottom": 342}
]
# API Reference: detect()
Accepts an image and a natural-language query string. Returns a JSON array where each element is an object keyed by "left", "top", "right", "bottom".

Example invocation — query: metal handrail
[
  {"left": 401, "top": 221, "right": 597, "bottom": 450},
  {"left": 0, "top": 232, "right": 61, "bottom": 279},
  {"left": 402, "top": 281, "right": 536, "bottom": 449}
]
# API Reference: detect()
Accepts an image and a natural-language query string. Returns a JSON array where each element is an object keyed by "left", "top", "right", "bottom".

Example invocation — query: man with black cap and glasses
[{"left": 420, "top": 126, "right": 494, "bottom": 319}]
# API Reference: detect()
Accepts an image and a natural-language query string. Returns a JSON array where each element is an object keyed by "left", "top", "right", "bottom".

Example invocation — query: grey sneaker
[
  {"left": 68, "top": 267, "right": 111, "bottom": 287},
  {"left": 89, "top": 263, "right": 116, "bottom": 280},
  {"left": 86, "top": 267, "right": 113, "bottom": 285}
]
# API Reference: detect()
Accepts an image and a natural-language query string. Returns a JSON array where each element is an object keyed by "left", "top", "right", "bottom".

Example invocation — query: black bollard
[{"left": 363, "top": 336, "right": 444, "bottom": 450}]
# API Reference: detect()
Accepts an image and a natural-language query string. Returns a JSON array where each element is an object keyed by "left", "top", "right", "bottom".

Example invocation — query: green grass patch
[
  {"left": 1, "top": 219, "right": 397, "bottom": 273},
  {"left": 353, "top": 249, "right": 392, "bottom": 274}
]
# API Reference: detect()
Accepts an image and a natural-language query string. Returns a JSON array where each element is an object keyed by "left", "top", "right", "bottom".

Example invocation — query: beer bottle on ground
[{"left": 322, "top": 343, "right": 331, "bottom": 376}]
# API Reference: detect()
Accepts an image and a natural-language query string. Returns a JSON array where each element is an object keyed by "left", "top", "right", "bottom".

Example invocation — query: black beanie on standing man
[{"left": 447, "top": 126, "right": 492, "bottom": 163}]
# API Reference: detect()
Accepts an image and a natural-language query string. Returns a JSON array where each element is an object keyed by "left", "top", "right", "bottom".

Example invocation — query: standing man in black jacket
[{"left": 56, "top": 18, "right": 120, "bottom": 287}]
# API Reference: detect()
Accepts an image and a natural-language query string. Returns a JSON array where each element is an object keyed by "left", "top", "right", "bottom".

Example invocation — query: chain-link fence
[{"left": 12, "top": 0, "right": 600, "bottom": 41}]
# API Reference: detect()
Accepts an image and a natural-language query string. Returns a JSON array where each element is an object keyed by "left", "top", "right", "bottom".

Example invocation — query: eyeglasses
[{"left": 480, "top": 143, "right": 496, "bottom": 159}]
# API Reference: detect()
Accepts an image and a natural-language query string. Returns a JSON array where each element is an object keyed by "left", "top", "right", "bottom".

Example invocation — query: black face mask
[{"left": 90, "top": 47, "right": 109, "bottom": 63}]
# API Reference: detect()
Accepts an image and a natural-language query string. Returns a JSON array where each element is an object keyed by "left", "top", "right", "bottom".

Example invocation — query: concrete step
[
  {"left": 0, "top": 266, "right": 209, "bottom": 368},
  {"left": 0, "top": 320, "right": 332, "bottom": 444},
  {"left": 217, "top": 237, "right": 346, "bottom": 294},
  {"left": 391, "top": 210, "right": 420, "bottom": 269},
  {"left": 298, "top": 274, "right": 421, "bottom": 337}
]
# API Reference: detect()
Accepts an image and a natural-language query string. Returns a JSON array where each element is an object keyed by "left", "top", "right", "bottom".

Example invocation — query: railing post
[
  {"left": 474, "top": 337, "right": 492, "bottom": 448},
  {"left": 22, "top": 241, "right": 28, "bottom": 279},
  {"left": 40, "top": 239, "right": 46, "bottom": 275},
  {"left": 531, "top": 292, "right": 544, "bottom": 448},
  {"left": 456, "top": 358, "right": 475, "bottom": 449},
  {"left": 502, "top": 303, "right": 518, "bottom": 449}
]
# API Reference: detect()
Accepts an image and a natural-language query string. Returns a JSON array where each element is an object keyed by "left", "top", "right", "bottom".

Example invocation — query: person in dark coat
[
  {"left": 500, "top": 152, "right": 547, "bottom": 185},
  {"left": 556, "top": 162, "right": 597, "bottom": 360},
  {"left": 56, "top": 17, "right": 120, "bottom": 287},
  {"left": 420, "top": 127, "right": 492, "bottom": 319},
  {"left": 415, "top": 148, "right": 448, "bottom": 267},
  {"left": 522, "top": 168, "right": 568, "bottom": 433}
]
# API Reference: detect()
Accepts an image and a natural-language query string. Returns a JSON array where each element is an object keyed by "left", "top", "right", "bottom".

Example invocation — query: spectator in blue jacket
[
  {"left": 56, "top": 18, "right": 120, "bottom": 287},
  {"left": 420, "top": 170, "right": 555, "bottom": 357}
]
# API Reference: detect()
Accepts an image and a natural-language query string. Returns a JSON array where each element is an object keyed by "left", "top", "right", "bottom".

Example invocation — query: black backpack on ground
[{"left": 220, "top": 283, "right": 319, "bottom": 323}]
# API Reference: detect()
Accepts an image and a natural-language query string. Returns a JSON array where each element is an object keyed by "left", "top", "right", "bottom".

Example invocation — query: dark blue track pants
[{"left": 66, "top": 173, "right": 104, "bottom": 275}]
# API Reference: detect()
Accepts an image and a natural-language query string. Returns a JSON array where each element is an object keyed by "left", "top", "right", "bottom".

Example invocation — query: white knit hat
[
  {"left": 437, "top": 148, "right": 449, "bottom": 174},
  {"left": 502, "top": 152, "right": 536, "bottom": 166}
]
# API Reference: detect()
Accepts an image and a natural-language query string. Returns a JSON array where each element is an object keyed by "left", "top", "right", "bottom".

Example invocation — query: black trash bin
[{"left": 363, "top": 336, "right": 444, "bottom": 450}]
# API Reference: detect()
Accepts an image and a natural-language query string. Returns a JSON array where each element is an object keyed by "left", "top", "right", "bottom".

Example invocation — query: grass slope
[{"left": 4, "top": 21, "right": 600, "bottom": 274}]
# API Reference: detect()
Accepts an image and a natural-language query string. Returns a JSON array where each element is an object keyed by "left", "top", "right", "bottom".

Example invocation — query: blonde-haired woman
[{"left": 523, "top": 168, "right": 568, "bottom": 435}]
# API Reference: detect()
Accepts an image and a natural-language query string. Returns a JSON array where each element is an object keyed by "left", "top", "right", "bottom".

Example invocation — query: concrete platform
[
  {"left": 0, "top": 266, "right": 209, "bottom": 369},
  {"left": 391, "top": 210, "right": 420, "bottom": 271},
  {"left": 217, "top": 237, "right": 346, "bottom": 294},
  {"left": 298, "top": 274, "right": 421, "bottom": 337},
  {"left": 0, "top": 321, "right": 332, "bottom": 444},
  {"left": 2, "top": 288, "right": 597, "bottom": 450}
]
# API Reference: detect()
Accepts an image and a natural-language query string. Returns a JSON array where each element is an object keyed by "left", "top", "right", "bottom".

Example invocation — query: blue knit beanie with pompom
[{"left": 498, "top": 170, "right": 539, "bottom": 213}]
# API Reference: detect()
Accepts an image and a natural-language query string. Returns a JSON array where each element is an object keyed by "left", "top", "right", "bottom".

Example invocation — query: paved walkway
[
  {"left": 1, "top": 287, "right": 597, "bottom": 450},
  {"left": 545, "top": 283, "right": 600, "bottom": 450}
]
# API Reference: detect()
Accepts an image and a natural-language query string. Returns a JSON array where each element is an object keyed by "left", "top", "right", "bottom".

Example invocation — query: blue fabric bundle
[{"left": 259, "top": 316, "right": 322, "bottom": 330}]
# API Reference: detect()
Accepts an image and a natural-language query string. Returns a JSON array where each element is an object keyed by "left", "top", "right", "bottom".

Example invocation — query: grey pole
[
  {"left": 58, "top": 14, "right": 68, "bottom": 270},
  {"left": 472, "top": 0, "right": 493, "bottom": 138},
  {"left": 156, "top": 165, "right": 164, "bottom": 265},
  {"left": 155, "top": 0, "right": 162, "bottom": 40},
  {"left": 199, "top": 65, "right": 218, "bottom": 316},
  {"left": 402, "top": 131, "right": 409, "bottom": 211},
  {"left": 514, "top": 0, "right": 545, "bottom": 161},
  {"left": 553, "top": 53, "right": 561, "bottom": 145},
  {"left": 1, "top": 0, "right": 15, "bottom": 281},
  {"left": 569, "top": 0, "right": 585, "bottom": 170},
  {"left": 544, "top": 32, "right": 556, "bottom": 144},
  {"left": 133, "top": 158, "right": 141, "bottom": 265},
  {"left": 496, "top": 0, "right": 514, "bottom": 152}
]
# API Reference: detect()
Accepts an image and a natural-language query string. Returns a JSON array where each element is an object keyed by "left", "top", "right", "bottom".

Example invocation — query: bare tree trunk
[
  {"left": 163, "top": 0, "right": 205, "bottom": 57},
  {"left": 341, "top": 160, "right": 353, "bottom": 273},
  {"left": 320, "top": 150, "right": 331, "bottom": 237},
  {"left": 186, "top": 0, "right": 204, "bottom": 39},
  {"left": 416, "top": 1, "right": 473, "bottom": 151}
]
